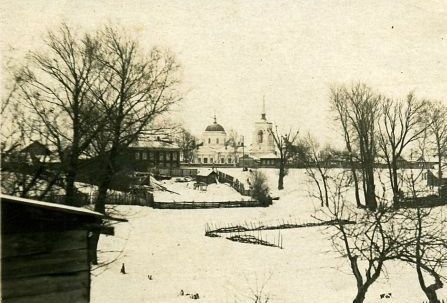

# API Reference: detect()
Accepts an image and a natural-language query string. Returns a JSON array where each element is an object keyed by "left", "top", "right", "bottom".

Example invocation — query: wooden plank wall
[{"left": 2, "top": 230, "right": 90, "bottom": 303}]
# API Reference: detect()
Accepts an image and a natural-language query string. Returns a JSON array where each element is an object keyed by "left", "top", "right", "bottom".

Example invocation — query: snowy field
[
  {"left": 91, "top": 168, "right": 446, "bottom": 303},
  {"left": 153, "top": 178, "right": 252, "bottom": 203}
]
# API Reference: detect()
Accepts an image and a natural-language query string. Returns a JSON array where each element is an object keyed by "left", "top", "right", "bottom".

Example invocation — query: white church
[{"left": 193, "top": 101, "right": 279, "bottom": 166}]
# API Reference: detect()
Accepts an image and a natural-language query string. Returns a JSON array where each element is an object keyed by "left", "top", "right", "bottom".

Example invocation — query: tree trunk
[
  {"left": 278, "top": 165, "right": 284, "bottom": 190},
  {"left": 351, "top": 167, "right": 362, "bottom": 208},
  {"left": 391, "top": 158, "right": 400, "bottom": 206},
  {"left": 365, "top": 165, "right": 377, "bottom": 210},
  {"left": 65, "top": 168, "right": 77, "bottom": 206},
  {"left": 353, "top": 287, "right": 368, "bottom": 303}
]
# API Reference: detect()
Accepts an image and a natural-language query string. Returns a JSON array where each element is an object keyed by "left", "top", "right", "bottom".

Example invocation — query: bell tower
[{"left": 250, "top": 97, "right": 276, "bottom": 157}]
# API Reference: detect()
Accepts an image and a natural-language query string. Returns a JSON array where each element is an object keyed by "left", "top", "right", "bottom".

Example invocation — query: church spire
[
  {"left": 261, "top": 96, "right": 266, "bottom": 120},
  {"left": 213, "top": 111, "right": 217, "bottom": 123}
]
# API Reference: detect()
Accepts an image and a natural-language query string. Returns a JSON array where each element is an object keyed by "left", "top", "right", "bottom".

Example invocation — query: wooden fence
[
  {"left": 37, "top": 191, "right": 153, "bottom": 207},
  {"left": 150, "top": 199, "right": 263, "bottom": 209},
  {"left": 397, "top": 196, "right": 447, "bottom": 209},
  {"left": 156, "top": 168, "right": 198, "bottom": 177},
  {"left": 216, "top": 170, "right": 251, "bottom": 196}
]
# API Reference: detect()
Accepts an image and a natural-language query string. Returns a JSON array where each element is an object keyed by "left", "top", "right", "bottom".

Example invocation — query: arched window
[
  {"left": 268, "top": 133, "right": 273, "bottom": 144},
  {"left": 208, "top": 138, "right": 211, "bottom": 144},
  {"left": 257, "top": 130, "right": 264, "bottom": 144},
  {"left": 216, "top": 138, "right": 219, "bottom": 144}
]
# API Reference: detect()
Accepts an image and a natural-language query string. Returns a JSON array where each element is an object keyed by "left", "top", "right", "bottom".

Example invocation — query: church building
[
  {"left": 248, "top": 99, "right": 279, "bottom": 167},
  {"left": 193, "top": 116, "right": 243, "bottom": 165},
  {"left": 193, "top": 100, "right": 279, "bottom": 167}
]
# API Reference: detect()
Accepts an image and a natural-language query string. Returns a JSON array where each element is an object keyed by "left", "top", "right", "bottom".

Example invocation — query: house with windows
[{"left": 126, "top": 137, "right": 181, "bottom": 172}]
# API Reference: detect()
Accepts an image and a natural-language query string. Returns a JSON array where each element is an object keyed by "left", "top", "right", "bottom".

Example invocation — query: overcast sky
[{"left": 2, "top": 0, "right": 447, "bottom": 146}]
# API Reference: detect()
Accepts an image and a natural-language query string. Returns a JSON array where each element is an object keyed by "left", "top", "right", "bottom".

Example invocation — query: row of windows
[
  {"left": 257, "top": 130, "right": 274, "bottom": 144},
  {"left": 198, "top": 157, "right": 238, "bottom": 164},
  {"left": 207, "top": 138, "right": 221, "bottom": 144},
  {"left": 135, "top": 151, "right": 178, "bottom": 161}
]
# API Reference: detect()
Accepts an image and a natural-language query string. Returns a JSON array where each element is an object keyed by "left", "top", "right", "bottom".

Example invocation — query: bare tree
[
  {"left": 396, "top": 207, "right": 447, "bottom": 303},
  {"left": 378, "top": 93, "right": 428, "bottom": 205},
  {"left": 92, "top": 25, "right": 181, "bottom": 214},
  {"left": 299, "top": 134, "right": 333, "bottom": 207},
  {"left": 174, "top": 127, "right": 197, "bottom": 163},
  {"left": 17, "top": 24, "right": 104, "bottom": 205},
  {"left": 87, "top": 26, "right": 182, "bottom": 263},
  {"left": 330, "top": 86, "right": 362, "bottom": 207},
  {"left": 319, "top": 172, "right": 403, "bottom": 303},
  {"left": 425, "top": 100, "right": 447, "bottom": 192},
  {"left": 269, "top": 125, "right": 298, "bottom": 190},
  {"left": 225, "top": 129, "right": 242, "bottom": 166},
  {"left": 330, "top": 83, "right": 381, "bottom": 210}
]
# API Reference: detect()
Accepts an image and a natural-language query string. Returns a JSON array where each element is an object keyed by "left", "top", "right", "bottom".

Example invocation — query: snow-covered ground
[
  {"left": 153, "top": 178, "right": 252, "bottom": 203},
  {"left": 91, "top": 168, "right": 447, "bottom": 303}
]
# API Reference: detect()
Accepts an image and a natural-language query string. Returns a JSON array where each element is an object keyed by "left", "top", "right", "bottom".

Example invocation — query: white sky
[{"left": 2, "top": 0, "right": 447, "bottom": 146}]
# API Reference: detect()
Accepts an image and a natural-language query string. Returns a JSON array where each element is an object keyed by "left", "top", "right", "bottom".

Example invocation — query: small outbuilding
[
  {"left": 1, "top": 194, "right": 109, "bottom": 303},
  {"left": 195, "top": 169, "right": 218, "bottom": 185}
]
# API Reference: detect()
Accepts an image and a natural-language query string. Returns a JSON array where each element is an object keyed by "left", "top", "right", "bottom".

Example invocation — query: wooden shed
[
  {"left": 1, "top": 194, "right": 107, "bottom": 303},
  {"left": 195, "top": 169, "right": 218, "bottom": 185}
]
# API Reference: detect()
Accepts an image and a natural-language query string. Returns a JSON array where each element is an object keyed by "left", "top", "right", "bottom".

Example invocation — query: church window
[
  {"left": 216, "top": 138, "right": 219, "bottom": 144},
  {"left": 228, "top": 158, "right": 232, "bottom": 164},
  {"left": 149, "top": 152, "right": 154, "bottom": 160},
  {"left": 268, "top": 133, "right": 273, "bottom": 144},
  {"left": 135, "top": 152, "right": 140, "bottom": 160},
  {"left": 208, "top": 138, "right": 211, "bottom": 144},
  {"left": 159, "top": 152, "right": 164, "bottom": 161},
  {"left": 142, "top": 152, "right": 147, "bottom": 160},
  {"left": 258, "top": 130, "right": 264, "bottom": 143},
  {"left": 203, "top": 157, "right": 208, "bottom": 164},
  {"left": 221, "top": 158, "right": 224, "bottom": 163}
]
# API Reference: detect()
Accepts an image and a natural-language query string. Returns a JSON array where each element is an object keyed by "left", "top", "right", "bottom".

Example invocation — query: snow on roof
[
  {"left": 0, "top": 194, "right": 104, "bottom": 218},
  {"left": 130, "top": 139, "right": 180, "bottom": 150},
  {"left": 258, "top": 153, "right": 280, "bottom": 159},
  {"left": 196, "top": 168, "right": 216, "bottom": 176}
]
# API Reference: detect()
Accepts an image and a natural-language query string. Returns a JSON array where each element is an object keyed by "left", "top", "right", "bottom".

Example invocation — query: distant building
[
  {"left": 193, "top": 100, "right": 280, "bottom": 167},
  {"left": 249, "top": 99, "right": 279, "bottom": 166},
  {"left": 126, "top": 137, "right": 181, "bottom": 171},
  {"left": 193, "top": 116, "right": 243, "bottom": 165}
]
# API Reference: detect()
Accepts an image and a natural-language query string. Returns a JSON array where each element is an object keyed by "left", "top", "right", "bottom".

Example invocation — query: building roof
[
  {"left": 0, "top": 194, "right": 104, "bottom": 218},
  {"left": 196, "top": 168, "right": 217, "bottom": 177},
  {"left": 130, "top": 139, "right": 180, "bottom": 150},
  {"left": 20, "top": 140, "right": 51, "bottom": 155},
  {"left": 205, "top": 115, "right": 225, "bottom": 132}
]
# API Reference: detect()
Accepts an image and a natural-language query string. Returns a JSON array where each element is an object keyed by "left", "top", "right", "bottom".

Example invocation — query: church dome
[
  {"left": 205, "top": 122, "right": 225, "bottom": 132},
  {"left": 205, "top": 115, "right": 225, "bottom": 132}
]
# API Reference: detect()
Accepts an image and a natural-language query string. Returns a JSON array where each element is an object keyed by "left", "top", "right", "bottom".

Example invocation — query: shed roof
[
  {"left": 196, "top": 168, "right": 216, "bottom": 177},
  {"left": 0, "top": 194, "right": 104, "bottom": 218}
]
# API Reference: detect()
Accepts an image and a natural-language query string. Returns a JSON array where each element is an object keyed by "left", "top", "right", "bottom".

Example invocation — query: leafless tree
[
  {"left": 330, "top": 83, "right": 381, "bottom": 210},
  {"left": 330, "top": 85, "right": 362, "bottom": 208},
  {"left": 174, "top": 127, "right": 197, "bottom": 163},
  {"left": 269, "top": 125, "right": 298, "bottom": 190},
  {"left": 425, "top": 100, "right": 447, "bottom": 192},
  {"left": 299, "top": 134, "right": 333, "bottom": 207},
  {"left": 87, "top": 26, "right": 182, "bottom": 263},
  {"left": 396, "top": 207, "right": 447, "bottom": 303},
  {"left": 318, "top": 172, "right": 403, "bottom": 303},
  {"left": 17, "top": 24, "right": 104, "bottom": 205},
  {"left": 225, "top": 129, "right": 242, "bottom": 166},
  {"left": 377, "top": 93, "right": 428, "bottom": 205},
  {"left": 91, "top": 25, "right": 181, "bottom": 214}
]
